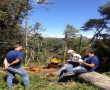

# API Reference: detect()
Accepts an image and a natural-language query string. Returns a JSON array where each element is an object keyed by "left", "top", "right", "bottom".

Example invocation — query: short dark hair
[
  {"left": 85, "top": 48, "right": 94, "bottom": 54},
  {"left": 13, "top": 44, "right": 22, "bottom": 49}
]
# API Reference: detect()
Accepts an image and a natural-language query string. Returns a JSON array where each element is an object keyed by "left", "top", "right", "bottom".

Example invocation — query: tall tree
[
  {"left": 93, "top": 2, "right": 110, "bottom": 72},
  {"left": 81, "top": 19, "right": 107, "bottom": 53},
  {"left": 64, "top": 24, "right": 79, "bottom": 38},
  {"left": 0, "top": 0, "right": 31, "bottom": 62},
  {"left": 98, "top": 2, "right": 110, "bottom": 20},
  {"left": 62, "top": 24, "right": 79, "bottom": 66},
  {"left": 98, "top": 2, "right": 110, "bottom": 33}
]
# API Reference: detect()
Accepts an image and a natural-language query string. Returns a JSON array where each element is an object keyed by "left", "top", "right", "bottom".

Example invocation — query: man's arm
[
  {"left": 8, "top": 59, "right": 20, "bottom": 66},
  {"left": 8, "top": 52, "right": 23, "bottom": 66},
  {"left": 72, "top": 60, "right": 95, "bottom": 68},
  {"left": 4, "top": 58, "right": 20, "bottom": 68},
  {"left": 80, "top": 61, "right": 95, "bottom": 68}
]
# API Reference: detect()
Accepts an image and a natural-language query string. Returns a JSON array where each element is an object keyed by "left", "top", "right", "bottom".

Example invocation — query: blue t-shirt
[
  {"left": 6, "top": 50, "right": 23, "bottom": 69},
  {"left": 82, "top": 56, "right": 99, "bottom": 72}
]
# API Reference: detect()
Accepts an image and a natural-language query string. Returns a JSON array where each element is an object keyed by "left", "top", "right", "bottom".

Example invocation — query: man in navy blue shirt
[
  {"left": 4, "top": 44, "right": 30, "bottom": 89},
  {"left": 60, "top": 48, "right": 99, "bottom": 77}
]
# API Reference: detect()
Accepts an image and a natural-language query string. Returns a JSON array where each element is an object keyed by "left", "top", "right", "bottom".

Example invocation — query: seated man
[
  {"left": 55, "top": 50, "right": 83, "bottom": 76},
  {"left": 61, "top": 48, "right": 99, "bottom": 77}
]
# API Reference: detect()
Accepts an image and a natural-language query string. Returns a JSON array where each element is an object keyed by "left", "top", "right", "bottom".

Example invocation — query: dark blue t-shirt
[
  {"left": 6, "top": 50, "right": 23, "bottom": 69},
  {"left": 82, "top": 56, "right": 99, "bottom": 72}
]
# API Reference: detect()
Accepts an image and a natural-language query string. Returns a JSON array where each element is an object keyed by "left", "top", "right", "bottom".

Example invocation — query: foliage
[
  {"left": 92, "top": 2, "right": 110, "bottom": 72},
  {"left": 67, "top": 36, "right": 87, "bottom": 53},
  {"left": 64, "top": 24, "right": 79, "bottom": 38},
  {"left": 98, "top": 2, "right": 110, "bottom": 20},
  {"left": 73, "top": 83, "right": 99, "bottom": 90},
  {"left": 92, "top": 39, "right": 110, "bottom": 72},
  {"left": 26, "top": 37, "right": 64, "bottom": 66},
  {"left": 81, "top": 19, "right": 107, "bottom": 32},
  {"left": 0, "top": 73, "right": 99, "bottom": 90},
  {"left": 103, "top": 72, "right": 110, "bottom": 77},
  {"left": 0, "top": 0, "right": 31, "bottom": 62}
]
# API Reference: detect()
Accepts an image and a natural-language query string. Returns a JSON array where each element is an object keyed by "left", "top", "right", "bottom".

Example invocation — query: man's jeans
[
  {"left": 58, "top": 66, "right": 88, "bottom": 81},
  {"left": 70, "top": 66, "right": 88, "bottom": 73},
  {"left": 55, "top": 61, "right": 79, "bottom": 76},
  {"left": 7, "top": 67, "right": 30, "bottom": 88}
]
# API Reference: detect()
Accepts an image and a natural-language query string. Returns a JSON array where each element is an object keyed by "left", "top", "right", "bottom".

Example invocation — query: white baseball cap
[{"left": 68, "top": 50, "right": 75, "bottom": 53}]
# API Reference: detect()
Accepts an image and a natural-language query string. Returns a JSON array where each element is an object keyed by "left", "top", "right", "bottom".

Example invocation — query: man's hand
[
  {"left": 4, "top": 58, "right": 10, "bottom": 69},
  {"left": 67, "top": 60, "right": 83, "bottom": 63},
  {"left": 67, "top": 59, "right": 78, "bottom": 62},
  {"left": 4, "top": 63, "right": 10, "bottom": 69},
  {"left": 77, "top": 61, "right": 83, "bottom": 63},
  {"left": 9, "top": 59, "right": 20, "bottom": 66},
  {"left": 67, "top": 60, "right": 72, "bottom": 61},
  {"left": 71, "top": 60, "right": 83, "bottom": 63}
]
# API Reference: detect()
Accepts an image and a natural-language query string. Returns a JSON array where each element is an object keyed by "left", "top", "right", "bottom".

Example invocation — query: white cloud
[
  {"left": 42, "top": 34, "right": 64, "bottom": 38},
  {"left": 84, "top": 35, "right": 93, "bottom": 38},
  {"left": 42, "top": 34, "right": 93, "bottom": 38}
]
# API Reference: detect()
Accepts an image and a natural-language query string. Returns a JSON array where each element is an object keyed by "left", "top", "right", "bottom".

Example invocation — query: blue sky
[{"left": 25, "top": 0, "right": 109, "bottom": 38}]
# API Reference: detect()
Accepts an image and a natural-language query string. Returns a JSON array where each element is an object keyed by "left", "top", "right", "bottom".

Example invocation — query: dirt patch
[{"left": 0, "top": 66, "right": 5, "bottom": 71}]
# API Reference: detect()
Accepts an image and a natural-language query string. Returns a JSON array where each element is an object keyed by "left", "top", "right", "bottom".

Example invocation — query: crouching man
[
  {"left": 4, "top": 44, "right": 30, "bottom": 89},
  {"left": 60, "top": 48, "right": 99, "bottom": 79},
  {"left": 55, "top": 50, "right": 83, "bottom": 76}
]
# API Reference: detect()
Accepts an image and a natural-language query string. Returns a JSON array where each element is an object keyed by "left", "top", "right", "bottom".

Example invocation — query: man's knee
[
  {"left": 7, "top": 72, "right": 15, "bottom": 79},
  {"left": 7, "top": 75, "right": 15, "bottom": 80},
  {"left": 21, "top": 71, "right": 28, "bottom": 77},
  {"left": 73, "top": 67, "right": 88, "bottom": 73}
]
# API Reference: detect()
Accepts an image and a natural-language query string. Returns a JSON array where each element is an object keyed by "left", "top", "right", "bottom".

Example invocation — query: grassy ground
[{"left": 0, "top": 71, "right": 99, "bottom": 90}]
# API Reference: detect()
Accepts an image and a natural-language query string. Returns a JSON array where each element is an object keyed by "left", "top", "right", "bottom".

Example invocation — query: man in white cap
[{"left": 55, "top": 50, "right": 83, "bottom": 76}]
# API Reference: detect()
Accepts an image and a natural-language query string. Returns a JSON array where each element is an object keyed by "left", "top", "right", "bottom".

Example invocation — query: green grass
[
  {"left": 102, "top": 72, "right": 110, "bottom": 77},
  {"left": 0, "top": 72, "right": 100, "bottom": 90}
]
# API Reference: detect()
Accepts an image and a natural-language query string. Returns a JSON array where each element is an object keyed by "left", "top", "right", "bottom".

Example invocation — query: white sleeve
[
  {"left": 76, "top": 54, "right": 83, "bottom": 62},
  {"left": 78, "top": 59, "right": 83, "bottom": 62},
  {"left": 75, "top": 54, "right": 82, "bottom": 59}
]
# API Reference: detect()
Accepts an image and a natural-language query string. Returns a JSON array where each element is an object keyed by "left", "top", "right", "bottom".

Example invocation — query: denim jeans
[
  {"left": 7, "top": 67, "right": 30, "bottom": 88},
  {"left": 70, "top": 66, "right": 88, "bottom": 73},
  {"left": 55, "top": 61, "right": 80, "bottom": 76},
  {"left": 58, "top": 66, "right": 88, "bottom": 81}
]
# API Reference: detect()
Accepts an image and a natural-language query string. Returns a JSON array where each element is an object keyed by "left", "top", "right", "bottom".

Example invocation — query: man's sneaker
[
  {"left": 55, "top": 72, "right": 60, "bottom": 76},
  {"left": 62, "top": 72, "right": 75, "bottom": 77},
  {"left": 51, "top": 79, "right": 59, "bottom": 83},
  {"left": 47, "top": 73, "right": 59, "bottom": 77}
]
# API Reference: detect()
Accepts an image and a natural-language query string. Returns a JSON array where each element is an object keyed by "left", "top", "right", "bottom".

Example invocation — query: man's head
[
  {"left": 68, "top": 50, "right": 75, "bottom": 55},
  {"left": 13, "top": 44, "right": 23, "bottom": 51},
  {"left": 84, "top": 48, "right": 94, "bottom": 56}
]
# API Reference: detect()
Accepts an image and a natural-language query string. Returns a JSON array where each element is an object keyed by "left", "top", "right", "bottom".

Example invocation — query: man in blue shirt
[
  {"left": 60, "top": 48, "right": 99, "bottom": 77},
  {"left": 4, "top": 44, "right": 30, "bottom": 89}
]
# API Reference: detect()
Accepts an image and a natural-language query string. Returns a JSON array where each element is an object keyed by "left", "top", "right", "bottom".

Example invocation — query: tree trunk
[
  {"left": 76, "top": 72, "right": 110, "bottom": 90},
  {"left": 63, "top": 41, "right": 67, "bottom": 66},
  {"left": 24, "top": 0, "right": 29, "bottom": 66},
  {"left": 25, "top": 14, "right": 28, "bottom": 66},
  {"left": 63, "top": 34, "right": 68, "bottom": 66}
]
